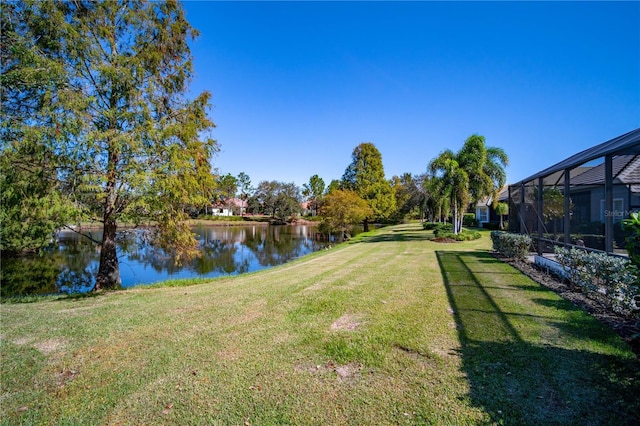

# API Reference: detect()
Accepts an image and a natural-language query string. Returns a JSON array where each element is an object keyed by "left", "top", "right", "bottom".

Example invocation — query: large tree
[
  {"left": 251, "top": 181, "right": 301, "bottom": 221},
  {"left": 302, "top": 174, "right": 325, "bottom": 216},
  {"left": 217, "top": 173, "right": 238, "bottom": 213},
  {"left": 391, "top": 172, "right": 422, "bottom": 222},
  {"left": 236, "top": 172, "right": 252, "bottom": 214},
  {"left": 341, "top": 142, "right": 395, "bottom": 231},
  {"left": 1, "top": 1, "right": 217, "bottom": 290}
]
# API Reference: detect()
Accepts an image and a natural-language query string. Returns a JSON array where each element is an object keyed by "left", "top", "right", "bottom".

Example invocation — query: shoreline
[{"left": 63, "top": 217, "right": 321, "bottom": 230}]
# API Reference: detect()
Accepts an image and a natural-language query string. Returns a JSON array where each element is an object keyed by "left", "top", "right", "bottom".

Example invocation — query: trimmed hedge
[
  {"left": 554, "top": 247, "right": 639, "bottom": 317},
  {"left": 423, "top": 222, "right": 481, "bottom": 241},
  {"left": 490, "top": 231, "right": 532, "bottom": 260},
  {"left": 436, "top": 229, "right": 481, "bottom": 241},
  {"left": 463, "top": 213, "right": 476, "bottom": 227},
  {"left": 423, "top": 222, "right": 453, "bottom": 232}
]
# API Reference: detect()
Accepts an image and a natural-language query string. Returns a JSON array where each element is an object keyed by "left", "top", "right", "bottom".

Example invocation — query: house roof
[
  {"left": 514, "top": 128, "right": 640, "bottom": 185},
  {"left": 569, "top": 155, "right": 640, "bottom": 186},
  {"left": 477, "top": 185, "right": 509, "bottom": 206},
  {"left": 211, "top": 198, "right": 248, "bottom": 208}
]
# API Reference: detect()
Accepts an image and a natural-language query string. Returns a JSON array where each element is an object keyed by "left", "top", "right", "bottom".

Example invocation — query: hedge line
[
  {"left": 490, "top": 231, "right": 532, "bottom": 260},
  {"left": 555, "top": 247, "right": 639, "bottom": 317}
]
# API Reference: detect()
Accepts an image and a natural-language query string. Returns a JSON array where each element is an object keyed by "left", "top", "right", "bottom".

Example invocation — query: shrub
[
  {"left": 463, "top": 213, "right": 476, "bottom": 227},
  {"left": 436, "top": 229, "right": 481, "bottom": 241},
  {"left": 555, "top": 247, "right": 639, "bottom": 317},
  {"left": 433, "top": 223, "right": 453, "bottom": 235},
  {"left": 423, "top": 222, "right": 454, "bottom": 233},
  {"left": 490, "top": 231, "right": 532, "bottom": 260},
  {"left": 423, "top": 222, "right": 441, "bottom": 230}
]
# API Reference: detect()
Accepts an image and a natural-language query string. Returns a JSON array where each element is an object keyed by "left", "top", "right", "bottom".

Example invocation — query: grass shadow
[{"left": 436, "top": 250, "right": 640, "bottom": 425}]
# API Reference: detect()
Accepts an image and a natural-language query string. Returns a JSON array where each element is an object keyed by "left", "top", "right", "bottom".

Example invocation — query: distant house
[
  {"left": 210, "top": 198, "right": 248, "bottom": 216},
  {"left": 475, "top": 186, "right": 509, "bottom": 228},
  {"left": 301, "top": 201, "right": 313, "bottom": 216}
]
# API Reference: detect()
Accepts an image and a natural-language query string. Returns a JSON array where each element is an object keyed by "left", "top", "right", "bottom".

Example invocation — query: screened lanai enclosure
[{"left": 508, "top": 128, "right": 640, "bottom": 256}]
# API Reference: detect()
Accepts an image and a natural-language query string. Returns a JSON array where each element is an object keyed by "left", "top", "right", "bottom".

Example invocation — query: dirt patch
[
  {"left": 34, "top": 338, "right": 67, "bottom": 355},
  {"left": 294, "top": 362, "right": 367, "bottom": 383},
  {"left": 13, "top": 337, "right": 32, "bottom": 346},
  {"left": 495, "top": 253, "right": 640, "bottom": 358},
  {"left": 331, "top": 314, "right": 362, "bottom": 331}
]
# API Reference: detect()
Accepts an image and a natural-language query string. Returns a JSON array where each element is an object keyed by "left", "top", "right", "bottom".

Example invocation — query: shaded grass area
[
  {"left": 1, "top": 224, "right": 638, "bottom": 424},
  {"left": 437, "top": 250, "right": 640, "bottom": 425}
]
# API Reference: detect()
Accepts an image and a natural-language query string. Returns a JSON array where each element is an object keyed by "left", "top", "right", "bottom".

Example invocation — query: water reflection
[{"left": 1, "top": 225, "right": 334, "bottom": 297}]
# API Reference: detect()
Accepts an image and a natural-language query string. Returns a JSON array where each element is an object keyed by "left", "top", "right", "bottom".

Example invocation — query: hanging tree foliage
[{"left": 1, "top": 0, "right": 218, "bottom": 290}]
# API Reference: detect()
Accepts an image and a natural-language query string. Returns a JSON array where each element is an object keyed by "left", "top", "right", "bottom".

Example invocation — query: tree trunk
[
  {"left": 452, "top": 200, "right": 459, "bottom": 234},
  {"left": 363, "top": 218, "right": 370, "bottom": 233},
  {"left": 95, "top": 141, "right": 121, "bottom": 291},
  {"left": 95, "top": 217, "right": 121, "bottom": 290}
]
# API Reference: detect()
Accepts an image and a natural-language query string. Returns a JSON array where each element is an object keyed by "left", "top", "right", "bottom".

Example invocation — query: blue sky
[{"left": 182, "top": 1, "right": 639, "bottom": 189}]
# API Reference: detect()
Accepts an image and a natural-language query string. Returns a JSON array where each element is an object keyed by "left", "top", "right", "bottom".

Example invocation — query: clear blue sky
[{"left": 182, "top": 1, "right": 640, "bottom": 188}]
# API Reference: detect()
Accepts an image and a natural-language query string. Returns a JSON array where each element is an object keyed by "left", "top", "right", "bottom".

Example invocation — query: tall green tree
[
  {"left": 1, "top": 1, "right": 217, "bottom": 290},
  {"left": 237, "top": 172, "right": 252, "bottom": 215},
  {"left": 217, "top": 173, "right": 238, "bottom": 214},
  {"left": 391, "top": 173, "right": 422, "bottom": 222},
  {"left": 302, "top": 174, "right": 325, "bottom": 216},
  {"left": 341, "top": 142, "right": 395, "bottom": 231}
]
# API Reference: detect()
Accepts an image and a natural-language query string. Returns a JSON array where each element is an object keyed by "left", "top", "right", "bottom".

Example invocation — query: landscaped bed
[{"left": 1, "top": 224, "right": 638, "bottom": 424}]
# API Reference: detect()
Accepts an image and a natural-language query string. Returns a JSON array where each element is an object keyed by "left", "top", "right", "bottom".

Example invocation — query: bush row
[
  {"left": 463, "top": 213, "right": 476, "bottom": 227},
  {"left": 423, "top": 222, "right": 451, "bottom": 231},
  {"left": 490, "top": 231, "right": 532, "bottom": 259},
  {"left": 422, "top": 222, "right": 481, "bottom": 241},
  {"left": 436, "top": 230, "right": 482, "bottom": 241},
  {"left": 554, "top": 247, "right": 639, "bottom": 317}
]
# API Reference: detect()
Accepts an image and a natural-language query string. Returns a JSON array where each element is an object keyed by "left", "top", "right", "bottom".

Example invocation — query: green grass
[{"left": 1, "top": 224, "right": 638, "bottom": 425}]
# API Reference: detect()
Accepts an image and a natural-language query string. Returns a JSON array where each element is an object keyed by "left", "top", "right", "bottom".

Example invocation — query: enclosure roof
[
  {"left": 570, "top": 155, "right": 640, "bottom": 186},
  {"left": 513, "top": 128, "right": 640, "bottom": 185}
]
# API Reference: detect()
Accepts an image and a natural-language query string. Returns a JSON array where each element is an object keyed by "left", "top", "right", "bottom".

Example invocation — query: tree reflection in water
[{"left": 2, "top": 225, "right": 333, "bottom": 297}]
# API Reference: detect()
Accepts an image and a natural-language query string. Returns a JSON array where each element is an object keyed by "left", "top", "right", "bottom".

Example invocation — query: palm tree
[
  {"left": 429, "top": 135, "right": 508, "bottom": 234},
  {"left": 458, "top": 134, "right": 508, "bottom": 206},
  {"left": 429, "top": 150, "right": 470, "bottom": 234}
]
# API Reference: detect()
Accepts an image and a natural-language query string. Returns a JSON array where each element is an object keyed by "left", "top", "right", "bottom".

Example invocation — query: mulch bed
[{"left": 494, "top": 253, "right": 640, "bottom": 358}]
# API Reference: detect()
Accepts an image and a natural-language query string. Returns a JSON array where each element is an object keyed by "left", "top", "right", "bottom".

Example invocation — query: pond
[{"left": 1, "top": 224, "right": 343, "bottom": 297}]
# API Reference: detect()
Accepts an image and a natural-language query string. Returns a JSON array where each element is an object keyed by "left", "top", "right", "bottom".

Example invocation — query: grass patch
[{"left": 1, "top": 224, "right": 638, "bottom": 424}]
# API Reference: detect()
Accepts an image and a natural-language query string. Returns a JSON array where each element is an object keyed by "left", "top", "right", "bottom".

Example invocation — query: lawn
[{"left": 1, "top": 224, "right": 638, "bottom": 425}]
